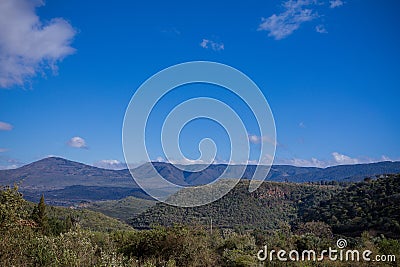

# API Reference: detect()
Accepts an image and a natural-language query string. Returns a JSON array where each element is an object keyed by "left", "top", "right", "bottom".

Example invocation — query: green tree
[
  {"left": 65, "top": 214, "right": 73, "bottom": 232},
  {"left": 32, "top": 194, "right": 48, "bottom": 233},
  {"left": 0, "top": 185, "right": 26, "bottom": 229}
]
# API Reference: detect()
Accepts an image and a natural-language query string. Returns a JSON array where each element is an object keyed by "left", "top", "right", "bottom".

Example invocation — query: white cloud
[
  {"left": 155, "top": 156, "right": 165, "bottom": 162},
  {"left": 0, "top": 0, "right": 76, "bottom": 88},
  {"left": 169, "top": 158, "right": 210, "bottom": 165},
  {"left": 0, "top": 164, "right": 19, "bottom": 170},
  {"left": 276, "top": 152, "right": 395, "bottom": 168},
  {"left": 0, "top": 121, "right": 13, "bottom": 131},
  {"left": 315, "top": 24, "right": 328, "bottom": 33},
  {"left": 276, "top": 157, "right": 328, "bottom": 168},
  {"left": 0, "top": 148, "right": 8, "bottom": 153},
  {"left": 0, "top": 157, "right": 23, "bottom": 169},
  {"left": 67, "top": 136, "right": 87, "bottom": 149},
  {"left": 331, "top": 152, "right": 359, "bottom": 165},
  {"left": 248, "top": 134, "right": 278, "bottom": 146},
  {"left": 248, "top": 134, "right": 261, "bottom": 144},
  {"left": 329, "top": 0, "right": 344, "bottom": 8},
  {"left": 200, "top": 39, "right": 224, "bottom": 51},
  {"left": 381, "top": 155, "right": 393, "bottom": 161},
  {"left": 123, "top": 153, "right": 396, "bottom": 169},
  {"left": 93, "top": 159, "right": 126, "bottom": 170},
  {"left": 299, "top": 122, "right": 306, "bottom": 128},
  {"left": 331, "top": 153, "right": 397, "bottom": 165},
  {"left": 258, "top": 0, "right": 318, "bottom": 40}
]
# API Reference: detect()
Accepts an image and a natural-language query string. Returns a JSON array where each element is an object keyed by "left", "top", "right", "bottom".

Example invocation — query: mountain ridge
[{"left": 1, "top": 157, "right": 400, "bottom": 206}]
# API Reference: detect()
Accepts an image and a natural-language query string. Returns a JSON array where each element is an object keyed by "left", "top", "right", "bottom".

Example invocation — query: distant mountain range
[{"left": 1, "top": 157, "right": 400, "bottom": 205}]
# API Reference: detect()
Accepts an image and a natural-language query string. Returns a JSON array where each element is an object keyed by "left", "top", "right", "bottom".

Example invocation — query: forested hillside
[
  {"left": 303, "top": 174, "right": 400, "bottom": 238},
  {"left": 131, "top": 180, "right": 340, "bottom": 229},
  {"left": 130, "top": 175, "right": 400, "bottom": 241}
]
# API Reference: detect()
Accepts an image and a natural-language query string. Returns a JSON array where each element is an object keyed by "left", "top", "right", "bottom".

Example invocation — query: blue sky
[{"left": 0, "top": 0, "right": 399, "bottom": 169}]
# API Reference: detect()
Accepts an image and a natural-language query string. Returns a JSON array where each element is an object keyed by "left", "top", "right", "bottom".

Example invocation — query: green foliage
[
  {"left": 304, "top": 174, "right": 400, "bottom": 238},
  {"left": 219, "top": 232, "right": 258, "bottom": 266},
  {"left": 87, "top": 196, "right": 155, "bottom": 222},
  {"left": 295, "top": 221, "right": 333, "bottom": 238},
  {"left": 378, "top": 238, "right": 400, "bottom": 266},
  {"left": 46, "top": 205, "right": 134, "bottom": 232},
  {"left": 0, "top": 185, "right": 28, "bottom": 227},
  {"left": 131, "top": 180, "right": 338, "bottom": 230},
  {"left": 0, "top": 187, "right": 128, "bottom": 266},
  {"left": 119, "top": 225, "right": 219, "bottom": 266},
  {"left": 1, "top": 177, "right": 400, "bottom": 266},
  {"left": 31, "top": 194, "right": 49, "bottom": 233}
]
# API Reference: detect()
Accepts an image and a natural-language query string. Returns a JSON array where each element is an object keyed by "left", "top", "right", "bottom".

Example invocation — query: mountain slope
[
  {"left": 0, "top": 157, "right": 137, "bottom": 190},
  {"left": 0, "top": 157, "right": 148, "bottom": 205},
  {"left": 46, "top": 205, "right": 134, "bottom": 232},
  {"left": 303, "top": 174, "right": 400, "bottom": 238},
  {"left": 130, "top": 180, "right": 339, "bottom": 230},
  {"left": 86, "top": 196, "right": 156, "bottom": 222},
  {"left": 130, "top": 175, "right": 400, "bottom": 238}
]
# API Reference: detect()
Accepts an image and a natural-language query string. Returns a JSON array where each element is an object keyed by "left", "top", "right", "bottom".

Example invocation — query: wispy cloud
[
  {"left": 248, "top": 134, "right": 262, "bottom": 144},
  {"left": 298, "top": 122, "right": 306, "bottom": 128},
  {"left": 331, "top": 152, "right": 395, "bottom": 165},
  {"left": 0, "top": 148, "right": 8, "bottom": 153},
  {"left": 329, "top": 0, "right": 344, "bottom": 8},
  {"left": 0, "top": 156, "right": 23, "bottom": 170},
  {"left": 315, "top": 24, "right": 328, "bottom": 33},
  {"left": 127, "top": 153, "right": 395, "bottom": 168},
  {"left": 0, "top": 0, "right": 76, "bottom": 88},
  {"left": 0, "top": 164, "right": 19, "bottom": 170},
  {"left": 0, "top": 121, "right": 13, "bottom": 131},
  {"left": 258, "top": 0, "right": 345, "bottom": 39},
  {"left": 276, "top": 152, "right": 396, "bottom": 168},
  {"left": 277, "top": 157, "right": 327, "bottom": 168},
  {"left": 67, "top": 136, "right": 87, "bottom": 149},
  {"left": 200, "top": 39, "right": 224, "bottom": 51},
  {"left": 258, "top": 0, "right": 318, "bottom": 40},
  {"left": 248, "top": 134, "right": 278, "bottom": 146},
  {"left": 93, "top": 159, "right": 126, "bottom": 170},
  {"left": 171, "top": 159, "right": 207, "bottom": 165},
  {"left": 161, "top": 27, "right": 181, "bottom": 35}
]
